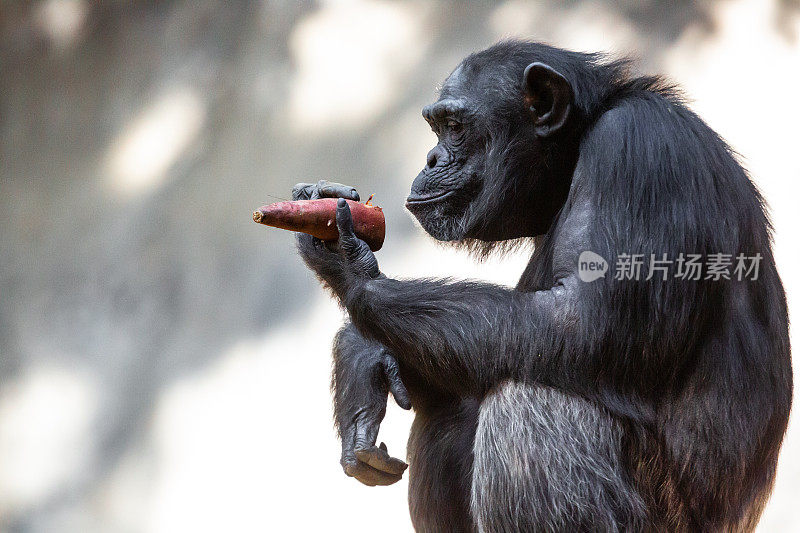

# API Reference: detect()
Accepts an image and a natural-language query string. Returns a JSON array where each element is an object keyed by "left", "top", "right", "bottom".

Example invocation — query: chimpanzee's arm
[
  {"left": 345, "top": 275, "right": 575, "bottom": 397},
  {"left": 332, "top": 323, "right": 411, "bottom": 486},
  {"left": 326, "top": 195, "right": 588, "bottom": 399},
  {"left": 292, "top": 180, "right": 413, "bottom": 485}
]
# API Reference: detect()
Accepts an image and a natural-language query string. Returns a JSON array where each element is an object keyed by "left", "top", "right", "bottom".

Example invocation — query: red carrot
[{"left": 253, "top": 198, "right": 385, "bottom": 251}]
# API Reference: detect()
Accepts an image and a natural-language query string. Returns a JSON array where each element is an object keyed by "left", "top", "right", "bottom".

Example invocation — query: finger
[
  {"left": 339, "top": 423, "right": 358, "bottom": 466},
  {"left": 318, "top": 182, "right": 360, "bottom": 201},
  {"left": 291, "top": 183, "right": 315, "bottom": 200},
  {"left": 336, "top": 198, "right": 365, "bottom": 260},
  {"left": 335, "top": 198, "right": 356, "bottom": 240},
  {"left": 342, "top": 459, "right": 403, "bottom": 486},
  {"left": 341, "top": 422, "right": 401, "bottom": 486},
  {"left": 383, "top": 354, "right": 412, "bottom": 410},
  {"left": 354, "top": 411, "right": 380, "bottom": 452},
  {"left": 355, "top": 444, "right": 408, "bottom": 475}
]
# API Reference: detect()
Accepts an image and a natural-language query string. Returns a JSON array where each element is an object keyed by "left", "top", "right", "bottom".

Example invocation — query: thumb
[
  {"left": 336, "top": 198, "right": 356, "bottom": 242},
  {"left": 383, "top": 354, "right": 411, "bottom": 410}
]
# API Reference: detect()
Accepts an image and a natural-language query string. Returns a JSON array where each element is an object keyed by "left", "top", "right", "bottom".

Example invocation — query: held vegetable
[{"left": 253, "top": 198, "right": 385, "bottom": 251}]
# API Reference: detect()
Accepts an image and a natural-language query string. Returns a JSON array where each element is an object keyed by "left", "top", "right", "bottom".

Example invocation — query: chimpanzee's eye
[{"left": 447, "top": 120, "right": 463, "bottom": 134}]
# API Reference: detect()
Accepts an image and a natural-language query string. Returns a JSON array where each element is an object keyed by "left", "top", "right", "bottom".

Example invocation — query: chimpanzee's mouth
[{"left": 405, "top": 190, "right": 455, "bottom": 206}]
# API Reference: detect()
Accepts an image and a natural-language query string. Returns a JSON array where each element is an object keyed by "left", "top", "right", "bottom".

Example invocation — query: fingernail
[{"left": 338, "top": 198, "right": 347, "bottom": 207}]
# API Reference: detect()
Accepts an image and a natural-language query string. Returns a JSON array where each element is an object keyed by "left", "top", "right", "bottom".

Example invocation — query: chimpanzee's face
[
  {"left": 406, "top": 67, "right": 489, "bottom": 242},
  {"left": 407, "top": 59, "right": 574, "bottom": 244}
]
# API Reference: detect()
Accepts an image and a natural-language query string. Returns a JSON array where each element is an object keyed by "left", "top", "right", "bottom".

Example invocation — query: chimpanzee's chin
[{"left": 407, "top": 204, "right": 467, "bottom": 242}]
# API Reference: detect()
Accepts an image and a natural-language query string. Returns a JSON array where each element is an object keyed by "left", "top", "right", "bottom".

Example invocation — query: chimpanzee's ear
[{"left": 523, "top": 62, "right": 573, "bottom": 137}]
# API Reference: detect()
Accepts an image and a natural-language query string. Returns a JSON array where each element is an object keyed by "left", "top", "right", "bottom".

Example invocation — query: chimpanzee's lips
[{"left": 405, "top": 190, "right": 455, "bottom": 206}]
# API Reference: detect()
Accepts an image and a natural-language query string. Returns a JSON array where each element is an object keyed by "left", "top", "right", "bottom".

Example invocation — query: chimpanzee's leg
[{"left": 407, "top": 399, "right": 480, "bottom": 532}]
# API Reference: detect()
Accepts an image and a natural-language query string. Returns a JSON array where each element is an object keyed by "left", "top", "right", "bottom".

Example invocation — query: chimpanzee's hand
[
  {"left": 292, "top": 181, "right": 381, "bottom": 296},
  {"left": 291, "top": 180, "right": 360, "bottom": 202},
  {"left": 333, "top": 332, "right": 411, "bottom": 487},
  {"left": 291, "top": 180, "right": 367, "bottom": 292},
  {"left": 333, "top": 198, "right": 380, "bottom": 280}
]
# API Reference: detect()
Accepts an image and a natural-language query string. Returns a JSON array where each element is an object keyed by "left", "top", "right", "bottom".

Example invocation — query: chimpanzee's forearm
[
  {"left": 342, "top": 276, "right": 571, "bottom": 397},
  {"left": 332, "top": 323, "right": 383, "bottom": 436}
]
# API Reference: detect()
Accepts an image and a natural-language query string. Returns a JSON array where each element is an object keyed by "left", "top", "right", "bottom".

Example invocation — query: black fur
[{"left": 299, "top": 40, "right": 792, "bottom": 531}]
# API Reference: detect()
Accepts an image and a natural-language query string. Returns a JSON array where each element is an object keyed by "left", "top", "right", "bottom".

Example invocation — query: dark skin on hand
[{"left": 294, "top": 41, "right": 791, "bottom": 532}]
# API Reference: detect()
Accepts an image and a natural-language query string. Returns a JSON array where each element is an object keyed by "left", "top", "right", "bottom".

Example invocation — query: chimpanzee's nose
[
  {"left": 426, "top": 150, "right": 437, "bottom": 169},
  {"left": 426, "top": 146, "right": 444, "bottom": 169}
]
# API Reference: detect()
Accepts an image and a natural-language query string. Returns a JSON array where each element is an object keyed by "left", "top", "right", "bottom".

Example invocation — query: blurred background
[{"left": 1, "top": 0, "right": 798, "bottom": 531}]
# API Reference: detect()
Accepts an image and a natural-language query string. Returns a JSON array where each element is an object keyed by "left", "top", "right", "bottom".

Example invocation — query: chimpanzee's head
[{"left": 406, "top": 42, "right": 584, "bottom": 247}]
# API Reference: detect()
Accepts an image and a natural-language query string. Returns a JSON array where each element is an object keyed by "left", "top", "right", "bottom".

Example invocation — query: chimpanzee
[{"left": 292, "top": 40, "right": 792, "bottom": 531}]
